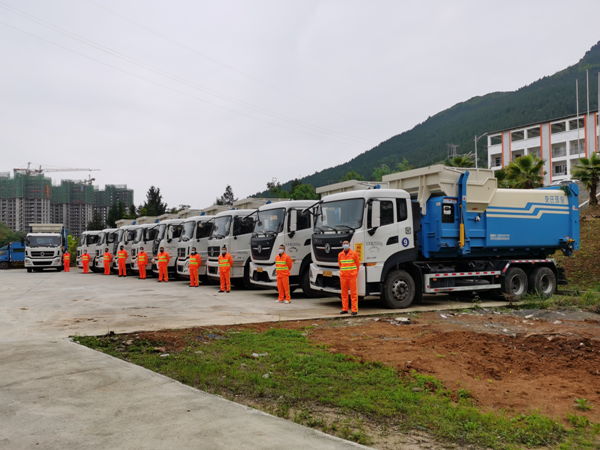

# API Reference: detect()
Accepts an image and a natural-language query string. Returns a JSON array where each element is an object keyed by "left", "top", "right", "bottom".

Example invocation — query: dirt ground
[{"left": 136, "top": 308, "right": 600, "bottom": 424}]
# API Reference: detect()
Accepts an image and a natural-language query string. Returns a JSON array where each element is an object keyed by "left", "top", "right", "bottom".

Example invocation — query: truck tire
[
  {"left": 0, "top": 261, "right": 8, "bottom": 270},
  {"left": 243, "top": 261, "right": 255, "bottom": 289},
  {"left": 501, "top": 267, "right": 528, "bottom": 299},
  {"left": 27, "top": 268, "right": 32, "bottom": 273},
  {"left": 300, "top": 269, "right": 319, "bottom": 298},
  {"left": 528, "top": 267, "right": 556, "bottom": 297},
  {"left": 382, "top": 270, "right": 416, "bottom": 309}
]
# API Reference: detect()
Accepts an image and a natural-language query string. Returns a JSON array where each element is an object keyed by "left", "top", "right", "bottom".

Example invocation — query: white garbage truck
[
  {"left": 111, "top": 225, "right": 138, "bottom": 273},
  {"left": 94, "top": 228, "right": 118, "bottom": 272},
  {"left": 176, "top": 215, "right": 215, "bottom": 283},
  {"left": 206, "top": 210, "right": 256, "bottom": 287},
  {"left": 309, "top": 165, "right": 579, "bottom": 308},
  {"left": 249, "top": 200, "right": 319, "bottom": 297},
  {"left": 77, "top": 230, "right": 101, "bottom": 271},
  {"left": 24, "top": 224, "right": 68, "bottom": 272},
  {"left": 131, "top": 223, "right": 159, "bottom": 276},
  {"left": 151, "top": 219, "right": 183, "bottom": 278}
]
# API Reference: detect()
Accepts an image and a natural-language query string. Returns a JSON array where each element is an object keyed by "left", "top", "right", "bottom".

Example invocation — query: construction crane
[{"left": 13, "top": 162, "right": 100, "bottom": 176}]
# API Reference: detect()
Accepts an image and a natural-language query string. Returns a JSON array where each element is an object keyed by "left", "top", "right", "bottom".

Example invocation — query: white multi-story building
[{"left": 487, "top": 111, "right": 599, "bottom": 185}]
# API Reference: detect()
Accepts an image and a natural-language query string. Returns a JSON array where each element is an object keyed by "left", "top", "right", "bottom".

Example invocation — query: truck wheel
[
  {"left": 528, "top": 267, "right": 556, "bottom": 297},
  {"left": 27, "top": 268, "right": 32, "bottom": 273},
  {"left": 501, "top": 267, "right": 528, "bottom": 299},
  {"left": 0, "top": 261, "right": 8, "bottom": 270},
  {"left": 56, "top": 267, "right": 63, "bottom": 272},
  {"left": 243, "top": 262, "right": 255, "bottom": 289},
  {"left": 382, "top": 270, "right": 415, "bottom": 309},
  {"left": 300, "top": 269, "right": 319, "bottom": 298}
]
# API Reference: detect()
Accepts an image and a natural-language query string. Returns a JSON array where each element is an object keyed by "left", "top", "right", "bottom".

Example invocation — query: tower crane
[{"left": 13, "top": 162, "right": 100, "bottom": 176}]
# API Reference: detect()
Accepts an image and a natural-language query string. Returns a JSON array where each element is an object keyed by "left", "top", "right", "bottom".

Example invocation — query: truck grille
[
  {"left": 311, "top": 233, "right": 352, "bottom": 263},
  {"left": 31, "top": 251, "right": 55, "bottom": 258},
  {"left": 251, "top": 236, "right": 275, "bottom": 261},
  {"left": 207, "top": 246, "right": 220, "bottom": 259},
  {"left": 178, "top": 248, "right": 186, "bottom": 258},
  {"left": 32, "top": 261, "right": 52, "bottom": 266}
]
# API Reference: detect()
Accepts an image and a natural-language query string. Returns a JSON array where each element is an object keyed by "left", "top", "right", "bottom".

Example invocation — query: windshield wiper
[{"left": 334, "top": 225, "right": 355, "bottom": 232}]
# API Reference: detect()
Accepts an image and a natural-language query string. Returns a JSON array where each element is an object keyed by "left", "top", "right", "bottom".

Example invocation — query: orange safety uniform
[
  {"left": 81, "top": 253, "right": 91, "bottom": 274},
  {"left": 157, "top": 251, "right": 170, "bottom": 282},
  {"left": 275, "top": 252, "right": 293, "bottom": 302},
  {"left": 63, "top": 253, "right": 71, "bottom": 272},
  {"left": 103, "top": 252, "right": 112, "bottom": 275},
  {"left": 218, "top": 252, "right": 233, "bottom": 291},
  {"left": 118, "top": 249, "right": 128, "bottom": 276},
  {"left": 338, "top": 248, "right": 361, "bottom": 313},
  {"left": 137, "top": 251, "right": 148, "bottom": 279},
  {"left": 188, "top": 253, "right": 201, "bottom": 287}
]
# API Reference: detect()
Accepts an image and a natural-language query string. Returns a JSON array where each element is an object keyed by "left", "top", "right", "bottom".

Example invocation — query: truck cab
[
  {"left": 151, "top": 219, "right": 183, "bottom": 277},
  {"left": 77, "top": 231, "right": 100, "bottom": 271},
  {"left": 206, "top": 210, "right": 255, "bottom": 287},
  {"left": 111, "top": 225, "right": 138, "bottom": 272},
  {"left": 25, "top": 224, "right": 67, "bottom": 272},
  {"left": 176, "top": 215, "right": 215, "bottom": 282},
  {"left": 131, "top": 224, "right": 158, "bottom": 275},
  {"left": 248, "top": 200, "right": 318, "bottom": 297},
  {"left": 94, "top": 228, "right": 118, "bottom": 271},
  {"left": 0, "top": 241, "right": 26, "bottom": 270}
]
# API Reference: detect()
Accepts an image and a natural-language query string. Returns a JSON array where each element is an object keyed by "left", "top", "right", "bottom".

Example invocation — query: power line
[
  {"left": 0, "top": 2, "right": 374, "bottom": 146},
  {"left": 85, "top": 0, "right": 395, "bottom": 134},
  {"left": 0, "top": 20, "right": 367, "bottom": 149}
]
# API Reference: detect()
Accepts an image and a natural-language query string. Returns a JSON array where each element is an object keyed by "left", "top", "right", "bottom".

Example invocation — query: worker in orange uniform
[
  {"left": 157, "top": 246, "right": 170, "bottom": 282},
  {"left": 338, "top": 240, "right": 361, "bottom": 316},
  {"left": 117, "top": 245, "right": 128, "bottom": 277},
  {"left": 218, "top": 246, "right": 233, "bottom": 293},
  {"left": 63, "top": 251, "right": 71, "bottom": 272},
  {"left": 137, "top": 246, "right": 148, "bottom": 280},
  {"left": 81, "top": 250, "right": 91, "bottom": 274},
  {"left": 275, "top": 244, "right": 293, "bottom": 303},
  {"left": 188, "top": 247, "right": 201, "bottom": 287},
  {"left": 103, "top": 248, "right": 112, "bottom": 275}
]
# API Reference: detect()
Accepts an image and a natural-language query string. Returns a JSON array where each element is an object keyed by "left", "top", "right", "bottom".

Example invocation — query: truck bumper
[
  {"left": 176, "top": 258, "right": 208, "bottom": 278},
  {"left": 207, "top": 260, "right": 243, "bottom": 280},
  {"left": 309, "top": 263, "right": 367, "bottom": 296},
  {"left": 249, "top": 261, "right": 301, "bottom": 288},
  {"left": 25, "top": 257, "right": 62, "bottom": 268}
]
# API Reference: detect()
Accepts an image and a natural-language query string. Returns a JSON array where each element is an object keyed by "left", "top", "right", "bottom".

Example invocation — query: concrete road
[{"left": 0, "top": 270, "right": 507, "bottom": 449}]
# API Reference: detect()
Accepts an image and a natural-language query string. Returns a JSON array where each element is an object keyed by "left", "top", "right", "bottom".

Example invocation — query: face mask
[
  {"left": 343, "top": 244, "right": 350, "bottom": 251},
  {"left": 192, "top": 251, "right": 196, "bottom": 254},
  {"left": 221, "top": 251, "right": 226, "bottom": 255},
  {"left": 140, "top": 249, "right": 144, "bottom": 252},
  {"left": 278, "top": 249, "right": 284, "bottom": 254},
  {"left": 160, "top": 249, "right": 164, "bottom": 252}
]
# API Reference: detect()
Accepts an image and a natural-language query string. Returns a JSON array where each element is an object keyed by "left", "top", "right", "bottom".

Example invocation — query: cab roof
[
  {"left": 257, "top": 200, "right": 316, "bottom": 211},
  {"left": 321, "top": 188, "right": 410, "bottom": 203}
]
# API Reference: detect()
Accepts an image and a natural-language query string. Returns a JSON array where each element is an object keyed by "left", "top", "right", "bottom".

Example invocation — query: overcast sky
[{"left": 2, "top": 0, "right": 600, "bottom": 209}]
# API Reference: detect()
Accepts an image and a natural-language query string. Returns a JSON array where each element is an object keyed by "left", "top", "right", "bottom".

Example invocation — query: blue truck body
[
  {"left": 418, "top": 172, "right": 579, "bottom": 260},
  {"left": 0, "top": 241, "right": 26, "bottom": 269}
]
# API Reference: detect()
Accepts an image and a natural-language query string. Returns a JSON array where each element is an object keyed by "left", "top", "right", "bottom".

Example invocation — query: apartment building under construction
[{"left": 0, "top": 172, "right": 133, "bottom": 237}]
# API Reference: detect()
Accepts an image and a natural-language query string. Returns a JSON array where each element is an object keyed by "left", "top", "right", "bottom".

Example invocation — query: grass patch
[
  {"left": 73, "top": 328, "right": 600, "bottom": 449},
  {"left": 518, "top": 290, "right": 600, "bottom": 313}
]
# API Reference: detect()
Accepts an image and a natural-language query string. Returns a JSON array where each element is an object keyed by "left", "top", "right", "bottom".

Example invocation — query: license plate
[
  {"left": 323, "top": 271, "right": 333, "bottom": 277},
  {"left": 257, "top": 267, "right": 263, "bottom": 273}
]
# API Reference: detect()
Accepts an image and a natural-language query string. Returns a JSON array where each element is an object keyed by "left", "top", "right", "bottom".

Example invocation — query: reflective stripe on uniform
[
  {"left": 340, "top": 259, "right": 357, "bottom": 271},
  {"left": 275, "top": 261, "right": 288, "bottom": 271},
  {"left": 219, "top": 261, "right": 230, "bottom": 267}
]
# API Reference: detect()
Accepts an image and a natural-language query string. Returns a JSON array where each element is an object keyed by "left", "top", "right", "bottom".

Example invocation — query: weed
[
  {"left": 458, "top": 389, "right": 472, "bottom": 400},
  {"left": 574, "top": 398, "right": 593, "bottom": 411},
  {"left": 567, "top": 413, "right": 590, "bottom": 428}
]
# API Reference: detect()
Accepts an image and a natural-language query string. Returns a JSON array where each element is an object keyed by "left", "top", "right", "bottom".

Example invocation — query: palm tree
[
  {"left": 446, "top": 153, "right": 475, "bottom": 168},
  {"left": 505, "top": 155, "right": 545, "bottom": 189},
  {"left": 571, "top": 153, "right": 600, "bottom": 207}
]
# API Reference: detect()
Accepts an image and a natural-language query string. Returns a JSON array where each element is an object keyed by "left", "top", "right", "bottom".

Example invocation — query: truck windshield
[
  {"left": 316, "top": 199, "right": 364, "bottom": 232},
  {"left": 211, "top": 216, "right": 231, "bottom": 239},
  {"left": 78, "top": 235, "right": 87, "bottom": 247},
  {"left": 170, "top": 224, "right": 183, "bottom": 240},
  {"left": 87, "top": 234, "right": 99, "bottom": 245},
  {"left": 134, "top": 228, "right": 144, "bottom": 244},
  {"left": 145, "top": 227, "right": 158, "bottom": 242},
  {"left": 181, "top": 221, "right": 196, "bottom": 241},
  {"left": 97, "top": 232, "right": 106, "bottom": 245},
  {"left": 107, "top": 232, "right": 117, "bottom": 244},
  {"left": 255, "top": 208, "right": 285, "bottom": 235},
  {"left": 156, "top": 224, "right": 167, "bottom": 241},
  {"left": 125, "top": 230, "right": 136, "bottom": 243},
  {"left": 27, "top": 236, "right": 61, "bottom": 247},
  {"left": 0, "top": 247, "right": 7, "bottom": 256}
]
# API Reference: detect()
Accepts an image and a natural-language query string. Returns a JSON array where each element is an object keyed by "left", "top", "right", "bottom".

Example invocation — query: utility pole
[
  {"left": 447, "top": 143, "right": 459, "bottom": 159},
  {"left": 577, "top": 79, "right": 581, "bottom": 157},
  {"left": 474, "top": 133, "right": 488, "bottom": 169}
]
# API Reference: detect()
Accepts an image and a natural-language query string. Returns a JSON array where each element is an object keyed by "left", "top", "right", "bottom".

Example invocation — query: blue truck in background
[{"left": 0, "top": 241, "right": 26, "bottom": 270}]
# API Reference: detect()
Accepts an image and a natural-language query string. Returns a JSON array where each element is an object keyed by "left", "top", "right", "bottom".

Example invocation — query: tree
[
  {"left": 67, "top": 235, "right": 78, "bottom": 265},
  {"left": 290, "top": 184, "right": 319, "bottom": 200},
  {"left": 446, "top": 154, "right": 475, "bottom": 168},
  {"left": 141, "top": 186, "right": 168, "bottom": 216},
  {"left": 571, "top": 153, "right": 600, "bottom": 207},
  {"left": 218, "top": 185, "right": 238, "bottom": 206},
  {"left": 395, "top": 158, "right": 413, "bottom": 172},
  {"left": 505, "top": 155, "right": 545, "bottom": 189},
  {"left": 0, "top": 221, "right": 25, "bottom": 248},
  {"left": 266, "top": 180, "right": 288, "bottom": 198},
  {"left": 107, "top": 201, "right": 126, "bottom": 228},
  {"left": 128, "top": 205, "right": 137, "bottom": 218},
  {"left": 290, "top": 178, "right": 302, "bottom": 192},
  {"left": 339, "top": 171, "right": 364, "bottom": 182},
  {"left": 86, "top": 211, "right": 104, "bottom": 231},
  {"left": 373, "top": 164, "right": 391, "bottom": 181}
]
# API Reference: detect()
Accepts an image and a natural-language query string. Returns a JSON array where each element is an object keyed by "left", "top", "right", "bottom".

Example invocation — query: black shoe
[
  {"left": 226, "top": 290, "right": 230, "bottom": 293},
  {"left": 351, "top": 312, "right": 357, "bottom": 316},
  {"left": 340, "top": 310, "right": 348, "bottom": 315},
  {"left": 157, "top": 280, "right": 162, "bottom": 283},
  {"left": 218, "top": 290, "right": 224, "bottom": 293},
  {"left": 189, "top": 285, "right": 194, "bottom": 287},
  {"left": 118, "top": 275, "right": 122, "bottom": 278}
]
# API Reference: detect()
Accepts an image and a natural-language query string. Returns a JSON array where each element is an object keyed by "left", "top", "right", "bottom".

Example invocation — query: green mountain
[{"left": 271, "top": 41, "right": 600, "bottom": 193}]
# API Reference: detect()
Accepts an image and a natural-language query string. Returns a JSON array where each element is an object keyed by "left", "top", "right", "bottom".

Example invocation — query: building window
[
  {"left": 553, "top": 164, "right": 567, "bottom": 176},
  {"left": 494, "top": 156, "right": 501, "bottom": 167},
  {"left": 551, "top": 143, "right": 566, "bottom": 158},
  {"left": 512, "top": 153, "right": 523, "bottom": 161},
  {"left": 569, "top": 118, "right": 584, "bottom": 130},
  {"left": 490, "top": 135, "right": 502, "bottom": 146},
  {"left": 511, "top": 130, "right": 524, "bottom": 141},
  {"left": 528, "top": 147, "right": 541, "bottom": 159},
  {"left": 551, "top": 122, "right": 566, "bottom": 134},
  {"left": 526, "top": 127, "right": 540, "bottom": 139},
  {"left": 570, "top": 140, "right": 585, "bottom": 155}
]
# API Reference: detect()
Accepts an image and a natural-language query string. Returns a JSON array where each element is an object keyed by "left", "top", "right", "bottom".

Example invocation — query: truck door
[{"left": 366, "top": 199, "right": 397, "bottom": 262}]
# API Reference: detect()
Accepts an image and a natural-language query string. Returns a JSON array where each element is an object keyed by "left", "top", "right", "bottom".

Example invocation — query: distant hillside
[{"left": 266, "top": 41, "right": 600, "bottom": 194}]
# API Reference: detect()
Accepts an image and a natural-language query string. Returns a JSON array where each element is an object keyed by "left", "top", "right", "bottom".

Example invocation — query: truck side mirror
[
  {"left": 289, "top": 210, "right": 298, "bottom": 232},
  {"left": 21, "top": 238, "right": 25, "bottom": 246},
  {"left": 371, "top": 200, "right": 381, "bottom": 228}
]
